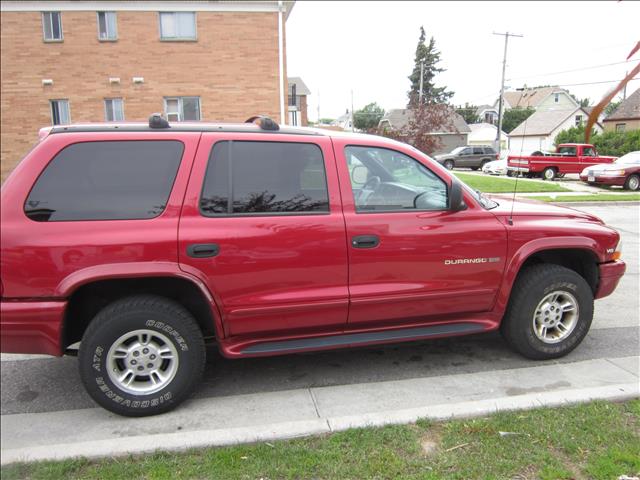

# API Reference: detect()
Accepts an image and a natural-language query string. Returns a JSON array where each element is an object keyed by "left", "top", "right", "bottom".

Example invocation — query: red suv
[{"left": 0, "top": 115, "right": 626, "bottom": 417}]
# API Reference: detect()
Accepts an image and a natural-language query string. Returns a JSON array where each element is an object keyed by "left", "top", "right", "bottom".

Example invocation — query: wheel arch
[
  {"left": 495, "top": 239, "right": 602, "bottom": 318},
  {"left": 60, "top": 269, "right": 224, "bottom": 351}
]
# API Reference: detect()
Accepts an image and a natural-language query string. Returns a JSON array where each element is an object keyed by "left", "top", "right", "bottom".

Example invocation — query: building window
[
  {"left": 164, "top": 97, "right": 200, "bottom": 121},
  {"left": 42, "top": 12, "right": 63, "bottom": 41},
  {"left": 575, "top": 115, "right": 583, "bottom": 127},
  {"left": 50, "top": 99, "right": 70, "bottom": 125},
  {"left": 97, "top": 12, "right": 117, "bottom": 41},
  {"left": 159, "top": 12, "right": 196, "bottom": 40},
  {"left": 554, "top": 93, "right": 560, "bottom": 103},
  {"left": 104, "top": 98, "right": 124, "bottom": 121},
  {"left": 616, "top": 123, "right": 626, "bottom": 133}
]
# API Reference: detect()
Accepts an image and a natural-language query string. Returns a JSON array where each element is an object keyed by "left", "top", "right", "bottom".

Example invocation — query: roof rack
[
  {"left": 245, "top": 115, "right": 279, "bottom": 131},
  {"left": 149, "top": 113, "right": 170, "bottom": 129}
]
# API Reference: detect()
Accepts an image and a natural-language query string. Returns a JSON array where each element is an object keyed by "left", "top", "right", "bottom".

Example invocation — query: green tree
[
  {"left": 570, "top": 94, "right": 590, "bottom": 108},
  {"left": 318, "top": 118, "right": 335, "bottom": 125},
  {"left": 408, "top": 26, "right": 453, "bottom": 106},
  {"left": 604, "top": 101, "right": 621, "bottom": 116},
  {"left": 502, "top": 107, "right": 535, "bottom": 133},
  {"left": 455, "top": 103, "right": 481, "bottom": 124},
  {"left": 353, "top": 102, "right": 385, "bottom": 132}
]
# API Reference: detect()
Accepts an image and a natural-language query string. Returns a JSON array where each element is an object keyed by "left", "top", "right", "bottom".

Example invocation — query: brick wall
[{"left": 0, "top": 10, "right": 287, "bottom": 181}]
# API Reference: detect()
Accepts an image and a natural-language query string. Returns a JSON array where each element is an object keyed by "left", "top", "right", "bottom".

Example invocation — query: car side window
[
  {"left": 345, "top": 146, "right": 448, "bottom": 212},
  {"left": 200, "top": 141, "right": 329, "bottom": 215},
  {"left": 24, "top": 141, "right": 183, "bottom": 221},
  {"left": 473, "top": 147, "right": 484, "bottom": 155},
  {"left": 582, "top": 147, "right": 595, "bottom": 157},
  {"left": 558, "top": 146, "right": 577, "bottom": 156},
  {"left": 460, "top": 148, "right": 472, "bottom": 155}
]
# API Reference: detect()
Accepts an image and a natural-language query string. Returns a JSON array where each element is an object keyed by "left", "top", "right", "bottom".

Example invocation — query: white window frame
[
  {"left": 575, "top": 115, "right": 583, "bottom": 127},
  {"left": 163, "top": 96, "right": 201, "bottom": 121},
  {"left": 42, "top": 11, "right": 63, "bottom": 42},
  {"left": 50, "top": 99, "right": 70, "bottom": 125},
  {"left": 104, "top": 98, "right": 124, "bottom": 122},
  {"left": 158, "top": 12, "right": 197, "bottom": 41},
  {"left": 97, "top": 11, "right": 118, "bottom": 41}
]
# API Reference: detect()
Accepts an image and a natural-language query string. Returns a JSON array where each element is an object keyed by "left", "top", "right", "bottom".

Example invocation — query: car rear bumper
[
  {"left": 595, "top": 260, "right": 626, "bottom": 299},
  {"left": 0, "top": 300, "right": 66, "bottom": 356},
  {"left": 579, "top": 174, "right": 626, "bottom": 186}
]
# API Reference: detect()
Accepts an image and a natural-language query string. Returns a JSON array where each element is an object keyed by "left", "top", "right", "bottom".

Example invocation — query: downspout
[{"left": 278, "top": 1, "right": 285, "bottom": 125}]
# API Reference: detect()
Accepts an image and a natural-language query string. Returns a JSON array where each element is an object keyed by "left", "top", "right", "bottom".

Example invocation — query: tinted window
[
  {"left": 345, "top": 146, "right": 448, "bottom": 212},
  {"left": 484, "top": 147, "right": 496, "bottom": 154},
  {"left": 473, "top": 147, "right": 484, "bottom": 155},
  {"left": 200, "top": 141, "right": 329, "bottom": 215},
  {"left": 460, "top": 148, "right": 472, "bottom": 155},
  {"left": 25, "top": 141, "right": 183, "bottom": 221}
]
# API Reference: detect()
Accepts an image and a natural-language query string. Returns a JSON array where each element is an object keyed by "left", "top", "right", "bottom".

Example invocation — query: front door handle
[
  {"left": 187, "top": 243, "right": 220, "bottom": 258},
  {"left": 351, "top": 235, "right": 380, "bottom": 249}
]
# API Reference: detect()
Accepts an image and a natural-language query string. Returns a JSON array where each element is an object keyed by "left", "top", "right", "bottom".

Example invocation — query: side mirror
[
  {"left": 449, "top": 179, "right": 467, "bottom": 212},
  {"left": 351, "top": 165, "right": 368, "bottom": 185}
]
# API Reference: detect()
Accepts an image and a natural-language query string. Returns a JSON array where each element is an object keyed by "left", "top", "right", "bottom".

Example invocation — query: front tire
[
  {"left": 444, "top": 160, "right": 455, "bottom": 170},
  {"left": 79, "top": 295, "right": 206, "bottom": 417},
  {"left": 624, "top": 174, "right": 639, "bottom": 191},
  {"left": 501, "top": 264, "right": 593, "bottom": 360}
]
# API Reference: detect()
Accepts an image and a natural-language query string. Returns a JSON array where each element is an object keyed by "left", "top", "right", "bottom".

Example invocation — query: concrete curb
[{"left": 2, "top": 383, "right": 637, "bottom": 466}]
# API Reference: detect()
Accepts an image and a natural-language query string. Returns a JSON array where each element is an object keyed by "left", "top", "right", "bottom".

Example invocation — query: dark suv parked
[{"left": 435, "top": 145, "right": 498, "bottom": 170}]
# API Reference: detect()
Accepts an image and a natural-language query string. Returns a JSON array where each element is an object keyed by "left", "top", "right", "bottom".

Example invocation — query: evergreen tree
[{"left": 408, "top": 27, "right": 454, "bottom": 106}]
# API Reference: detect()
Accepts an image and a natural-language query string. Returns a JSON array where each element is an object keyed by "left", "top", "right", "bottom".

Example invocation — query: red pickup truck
[
  {"left": 0, "top": 116, "right": 626, "bottom": 417},
  {"left": 508, "top": 143, "right": 616, "bottom": 180}
]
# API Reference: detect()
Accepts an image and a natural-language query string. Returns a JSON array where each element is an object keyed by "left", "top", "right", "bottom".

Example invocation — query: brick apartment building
[{"left": 0, "top": 1, "right": 295, "bottom": 180}]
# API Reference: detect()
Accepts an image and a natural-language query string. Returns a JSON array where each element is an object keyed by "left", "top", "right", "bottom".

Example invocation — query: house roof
[
  {"left": 379, "top": 108, "right": 471, "bottom": 134},
  {"left": 509, "top": 107, "right": 592, "bottom": 137},
  {"left": 288, "top": 77, "right": 311, "bottom": 96},
  {"left": 604, "top": 88, "right": 640, "bottom": 121},
  {"left": 468, "top": 122, "right": 507, "bottom": 135},
  {"left": 475, "top": 104, "right": 497, "bottom": 115},
  {"left": 502, "top": 86, "right": 570, "bottom": 109}
]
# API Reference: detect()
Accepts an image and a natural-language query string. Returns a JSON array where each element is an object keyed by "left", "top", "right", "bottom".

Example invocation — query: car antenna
[{"left": 508, "top": 107, "right": 529, "bottom": 226}]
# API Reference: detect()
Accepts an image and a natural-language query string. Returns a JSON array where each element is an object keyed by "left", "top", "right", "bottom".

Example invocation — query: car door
[
  {"left": 179, "top": 133, "right": 349, "bottom": 338},
  {"left": 457, "top": 147, "right": 474, "bottom": 167},
  {"left": 472, "top": 147, "right": 486, "bottom": 168},
  {"left": 334, "top": 139, "right": 507, "bottom": 329},
  {"left": 579, "top": 146, "right": 599, "bottom": 170}
]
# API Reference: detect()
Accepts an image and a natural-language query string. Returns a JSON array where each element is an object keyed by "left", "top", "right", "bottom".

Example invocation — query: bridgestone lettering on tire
[
  {"left": 78, "top": 295, "right": 206, "bottom": 417},
  {"left": 500, "top": 264, "right": 593, "bottom": 360}
]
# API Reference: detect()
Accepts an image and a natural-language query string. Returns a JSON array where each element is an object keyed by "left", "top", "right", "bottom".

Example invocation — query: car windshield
[{"left": 615, "top": 152, "right": 640, "bottom": 165}]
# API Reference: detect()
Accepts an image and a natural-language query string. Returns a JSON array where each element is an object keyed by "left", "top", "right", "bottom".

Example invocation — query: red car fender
[{"left": 494, "top": 236, "right": 604, "bottom": 317}]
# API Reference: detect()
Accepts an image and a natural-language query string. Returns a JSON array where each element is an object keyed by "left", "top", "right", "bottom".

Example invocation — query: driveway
[{"left": 1, "top": 204, "right": 638, "bottom": 464}]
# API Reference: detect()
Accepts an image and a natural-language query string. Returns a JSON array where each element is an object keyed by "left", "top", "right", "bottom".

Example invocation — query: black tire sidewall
[
  {"left": 507, "top": 269, "right": 593, "bottom": 359},
  {"left": 79, "top": 300, "right": 204, "bottom": 416}
]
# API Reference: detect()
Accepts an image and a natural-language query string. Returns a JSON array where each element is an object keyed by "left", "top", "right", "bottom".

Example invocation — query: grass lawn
[
  {"left": 530, "top": 193, "right": 640, "bottom": 203},
  {"left": 3, "top": 400, "right": 639, "bottom": 480},
  {"left": 454, "top": 172, "right": 571, "bottom": 193}
]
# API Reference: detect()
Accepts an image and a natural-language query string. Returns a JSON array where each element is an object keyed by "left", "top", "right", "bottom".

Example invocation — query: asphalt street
[{"left": 1, "top": 204, "right": 638, "bottom": 417}]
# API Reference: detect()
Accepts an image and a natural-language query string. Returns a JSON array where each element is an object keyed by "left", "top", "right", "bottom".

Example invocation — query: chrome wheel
[
  {"left": 532, "top": 291, "right": 579, "bottom": 344},
  {"left": 627, "top": 175, "right": 639, "bottom": 191},
  {"left": 106, "top": 329, "right": 179, "bottom": 395}
]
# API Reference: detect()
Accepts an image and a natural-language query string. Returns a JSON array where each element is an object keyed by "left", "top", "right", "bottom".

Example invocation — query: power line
[{"left": 508, "top": 59, "right": 639, "bottom": 81}]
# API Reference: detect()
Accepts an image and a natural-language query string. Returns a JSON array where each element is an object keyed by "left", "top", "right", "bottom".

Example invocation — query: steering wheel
[
  {"left": 362, "top": 175, "right": 381, "bottom": 191},
  {"left": 356, "top": 175, "right": 381, "bottom": 207}
]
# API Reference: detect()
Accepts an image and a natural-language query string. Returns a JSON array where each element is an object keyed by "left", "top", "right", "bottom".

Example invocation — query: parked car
[
  {"left": 482, "top": 159, "right": 508, "bottom": 175},
  {"left": 0, "top": 115, "right": 625, "bottom": 417},
  {"left": 435, "top": 145, "right": 498, "bottom": 170},
  {"left": 579, "top": 151, "right": 640, "bottom": 190},
  {"left": 507, "top": 143, "right": 616, "bottom": 180}
]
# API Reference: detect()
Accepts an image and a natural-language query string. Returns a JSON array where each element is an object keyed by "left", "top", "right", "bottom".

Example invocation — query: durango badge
[{"left": 445, "top": 257, "right": 501, "bottom": 265}]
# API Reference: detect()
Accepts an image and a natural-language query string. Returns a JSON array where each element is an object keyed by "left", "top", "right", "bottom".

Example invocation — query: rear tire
[
  {"left": 501, "top": 264, "right": 593, "bottom": 360},
  {"left": 624, "top": 174, "right": 639, "bottom": 191},
  {"left": 79, "top": 295, "right": 206, "bottom": 417},
  {"left": 542, "top": 167, "right": 557, "bottom": 181},
  {"left": 444, "top": 160, "right": 455, "bottom": 170}
]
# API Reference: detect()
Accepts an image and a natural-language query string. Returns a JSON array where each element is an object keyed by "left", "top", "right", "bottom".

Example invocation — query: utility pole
[
  {"left": 493, "top": 31, "right": 523, "bottom": 156},
  {"left": 350, "top": 89, "right": 354, "bottom": 131},
  {"left": 623, "top": 71, "right": 628, "bottom": 100},
  {"left": 418, "top": 59, "right": 425, "bottom": 105}
]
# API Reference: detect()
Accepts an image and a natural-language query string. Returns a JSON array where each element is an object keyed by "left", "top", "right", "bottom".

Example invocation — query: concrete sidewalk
[{"left": 2, "top": 355, "right": 638, "bottom": 465}]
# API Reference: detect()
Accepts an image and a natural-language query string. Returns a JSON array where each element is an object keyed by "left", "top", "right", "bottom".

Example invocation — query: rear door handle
[
  {"left": 351, "top": 235, "right": 380, "bottom": 249},
  {"left": 187, "top": 243, "right": 220, "bottom": 258}
]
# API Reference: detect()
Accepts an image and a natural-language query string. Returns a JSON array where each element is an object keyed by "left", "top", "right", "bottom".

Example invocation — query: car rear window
[
  {"left": 200, "top": 141, "right": 329, "bottom": 216},
  {"left": 25, "top": 140, "right": 183, "bottom": 221}
]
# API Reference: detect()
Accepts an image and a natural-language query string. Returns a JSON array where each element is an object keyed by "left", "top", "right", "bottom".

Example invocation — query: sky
[{"left": 286, "top": 1, "right": 640, "bottom": 121}]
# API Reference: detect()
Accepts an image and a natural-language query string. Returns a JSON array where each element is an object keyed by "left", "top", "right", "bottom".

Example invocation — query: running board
[{"left": 240, "top": 323, "right": 484, "bottom": 355}]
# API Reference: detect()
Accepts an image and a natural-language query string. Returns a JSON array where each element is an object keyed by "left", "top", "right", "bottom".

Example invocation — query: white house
[
  {"left": 508, "top": 107, "right": 603, "bottom": 152},
  {"left": 468, "top": 123, "right": 508, "bottom": 149}
]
